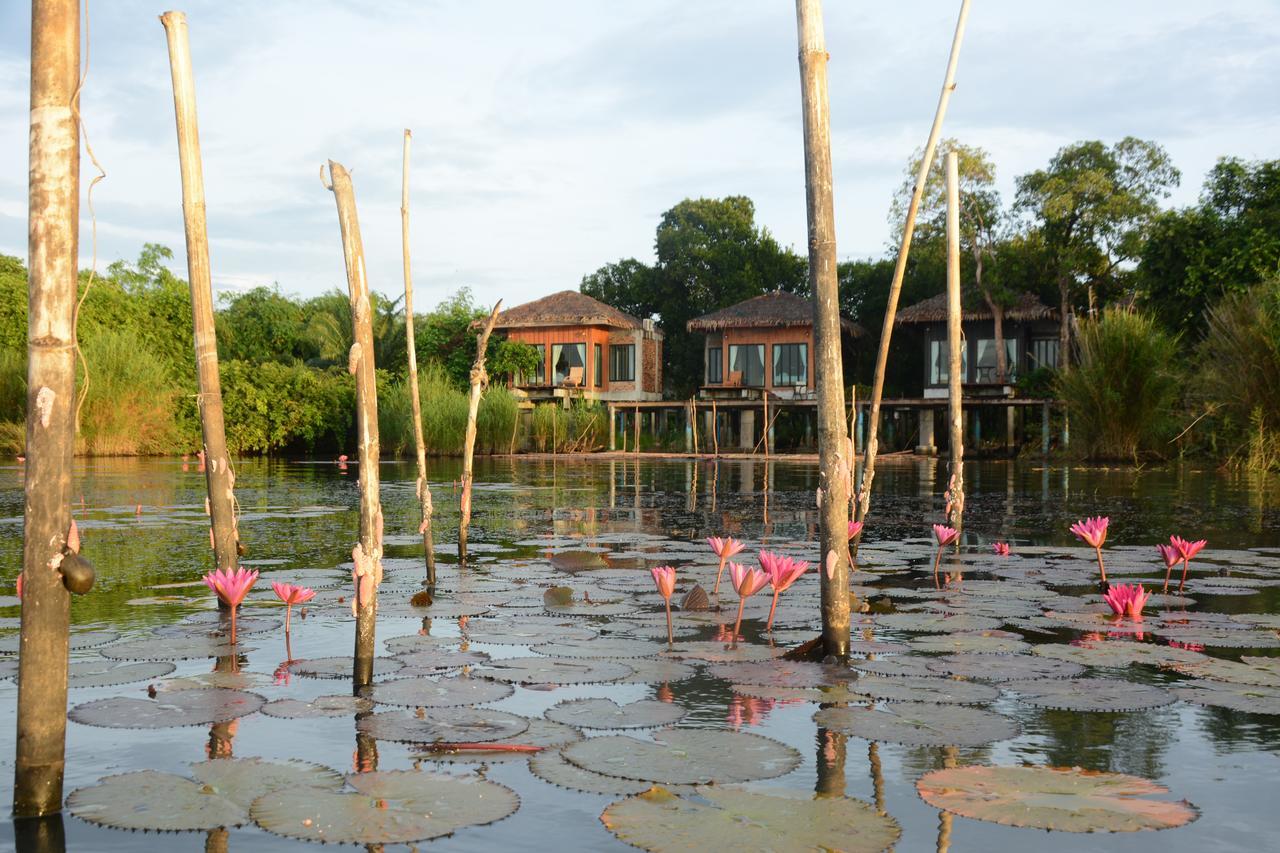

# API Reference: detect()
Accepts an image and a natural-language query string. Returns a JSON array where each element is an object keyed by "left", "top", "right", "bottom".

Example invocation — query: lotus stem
[
  {"left": 767, "top": 590, "right": 781, "bottom": 631},
  {"left": 284, "top": 603, "right": 292, "bottom": 634},
  {"left": 1179, "top": 557, "right": 1189, "bottom": 592},
  {"left": 713, "top": 555, "right": 727, "bottom": 594},
  {"left": 664, "top": 601, "right": 673, "bottom": 648},
  {"left": 931, "top": 548, "right": 944, "bottom": 589},
  {"left": 229, "top": 608, "right": 238, "bottom": 645},
  {"left": 1095, "top": 546, "right": 1108, "bottom": 585},
  {"left": 732, "top": 598, "right": 746, "bottom": 648}
]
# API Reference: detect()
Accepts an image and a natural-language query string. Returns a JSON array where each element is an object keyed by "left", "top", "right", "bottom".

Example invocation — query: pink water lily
[
  {"left": 271, "top": 582, "right": 316, "bottom": 634},
  {"left": 203, "top": 566, "right": 259, "bottom": 643},
  {"left": 650, "top": 566, "right": 677, "bottom": 647},
  {"left": 707, "top": 536, "right": 746, "bottom": 595},
  {"left": 760, "top": 551, "right": 810, "bottom": 631},
  {"left": 1169, "top": 535, "right": 1207, "bottom": 592},
  {"left": 847, "top": 521, "right": 864, "bottom": 540},
  {"left": 992, "top": 542, "right": 1011, "bottom": 557},
  {"left": 728, "top": 561, "right": 769, "bottom": 644},
  {"left": 1103, "top": 583, "right": 1150, "bottom": 618},
  {"left": 1156, "top": 543, "right": 1181, "bottom": 592},
  {"left": 1070, "top": 516, "right": 1110, "bottom": 584},
  {"left": 931, "top": 524, "right": 959, "bottom": 588}
]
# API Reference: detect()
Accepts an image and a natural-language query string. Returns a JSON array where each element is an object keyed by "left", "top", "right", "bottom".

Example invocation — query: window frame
[
  {"left": 728, "top": 343, "right": 766, "bottom": 387},
  {"left": 530, "top": 343, "right": 546, "bottom": 385},
  {"left": 551, "top": 342, "right": 586, "bottom": 386},
  {"left": 594, "top": 343, "right": 603, "bottom": 387},
  {"left": 771, "top": 342, "right": 808, "bottom": 387},
  {"left": 609, "top": 343, "right": 635, "bottom": 382},
  {"left": 706, "top": 346, "right": 723, "bottom": 384}
]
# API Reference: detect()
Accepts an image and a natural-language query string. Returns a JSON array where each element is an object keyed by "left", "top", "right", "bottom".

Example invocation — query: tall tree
[{"left": 1014, "top": 137, "right": 1179, "bottom": 367}]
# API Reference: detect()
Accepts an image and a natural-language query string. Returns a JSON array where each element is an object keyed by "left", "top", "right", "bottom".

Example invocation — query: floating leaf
[
  {"left": 529, "top": 748, "right": 653, "bottom": 795},
  {"left": 1153, "top": 626, "right": 1280, "bottom": 649},
  {"left": 261, "top": 695, "right": 373, "bottom": 718},
  {"left": 480, "top": 656, "right": 633, "bottom": 685},
  {"left": 601, "top": 785, "right": 901, "bottom": 852},
  {"left": 550, "top": 550, "right": 609, "bottom": 572},
  {"left": 1003, "top": 677, "right": 1175, "bottom": 712},
  {"left": 545, "top": 600, "right": 638, "bottom": 617},
  {"left": 416, "top": 718, "right": 583, "bottom": 764},
  {"left": 101, "top": 635, "right": 246, "bottom": 661},
  {"left": 69, "top": 688, "right": 264, "bottom": 729},
  {"left": 562, "top": 728, "right": 801, "bottom": 784},
  {"left": 873, "top": 613, "right": 1002, "bottom": 634},
  {"left": 731, "top": 683, "right": 872, "bottom": 704},
  {"left": 610, "top": 658, "right": 697, "bottom": 684},
  {"left": 67, "top": 659, "right": 175, "bottom": 688},
  {"left": 251, "top": 770, "right": 519, "bottom": 844},
  {"left": 546, "top": 698, "right": 686, "bottom": 729},
  {"left": 1162, "top": 655, "right": 1280, "bottom": 687},
  {"left": 190, "top": 757, "right": 344, "bottom": 809},
  {"left": 1033, "top": 642, "right": 1208, "bottom": 670},
  {"left": 288, "top": 656, "right": 404, "bottom": 679},
  {"left": 851, "top": 657, "right": 939, "bottom": 678},
  {"left": 392, "top": 649, "right": 490, "bottom": 670},
  {"left": 707, "top": 660, "right": 848, "bottom": 688},
  {"left": 926, "top": 654, "right": 1085, "bottom": 682},
  {"left": 362, "top": 675, "right": 512, "bottom": 708},
  {"left": 158, "top": 670, "right": 271, "bottom": 692},
  {"left": 532, "top": 637, "right": 663, "bottom": 659},
  {"left": 663, "top": 642, "right": 784, "bottom": 663},
  {"left": 851, "top": 675, "right": 1000, "bottom": 705},
  {"left": 462, "top": 618, "right": 598, "bottom": 645},
  {"left": 0, "top": 628, "right": 120, "bottom": 654},
  {"left": 67, "top": 770, "right": 247, "bottom": 832},
  {"left": 1171, "top": 680, "right": 1280, "bottom": 714},
  {"left": 908, "top": 631, "right": 1031, "bottom": 655},
  {"left": 916, "top": 765, "right": 1198, "bottom": 832},
  {"left": 356, "top": 708, "right": 530, "bottom": 744},
  {"left": 814, "top": 702, "right": 1019, "bottom": 746},
  {"left": 383, "top": 633, "right": 463, "bottom": 654},
  {"left": 158, "top": 616, "right": 281, "bottom": 638}
]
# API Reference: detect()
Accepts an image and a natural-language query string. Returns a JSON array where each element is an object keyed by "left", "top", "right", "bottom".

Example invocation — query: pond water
[{"left": 1, "top": 456, "right": 1278, "bottom": 851}]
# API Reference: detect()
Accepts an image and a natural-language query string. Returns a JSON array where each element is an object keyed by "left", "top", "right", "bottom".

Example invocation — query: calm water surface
[{"left": 0, "top": 456, "right": 1277, "bottom": 851}]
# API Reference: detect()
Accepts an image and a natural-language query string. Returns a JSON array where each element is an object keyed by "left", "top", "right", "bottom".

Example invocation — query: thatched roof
[
  {"left": 686, "top": 292, "right": 864, "bottom": 337},
  {"left": 895, "top": 291, "right": 1058, "bottom": 325},
  {"left": 491, "top": 290, "right": 644, "bottom": 330}
]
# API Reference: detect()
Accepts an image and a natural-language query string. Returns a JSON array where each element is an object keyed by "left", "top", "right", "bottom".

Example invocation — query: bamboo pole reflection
[
  {"left": 13, "top": 815, "right": 65, "bottom": 853},
  {"left": 868, "top": 742, "right": 886, "bottom": 815},
  {"left": 936, "top": 745, "right": 959, "bottom": 853},
  {"left": 814, "top": 726, "right": 848, "bottom": 798}
]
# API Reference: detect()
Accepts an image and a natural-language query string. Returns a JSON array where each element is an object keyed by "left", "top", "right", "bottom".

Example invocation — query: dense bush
[
  {"left": 76, "top": 331, "right": 190, "bottom": 456},
  {"left": 1056, "top": 309, "right": 1181, "bottom": 462},
  {"left": 219, "top": 360, "right": 355, "bottom": 454}
]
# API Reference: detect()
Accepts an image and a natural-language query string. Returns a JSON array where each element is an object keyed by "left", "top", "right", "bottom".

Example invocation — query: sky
[{"left": 1, "top": 1, "right": 1277, "bottom": 311}]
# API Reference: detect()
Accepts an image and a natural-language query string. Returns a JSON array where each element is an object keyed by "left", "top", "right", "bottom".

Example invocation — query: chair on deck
[{"left": 563, "top": 366, "right": 584, "bottom": 389}]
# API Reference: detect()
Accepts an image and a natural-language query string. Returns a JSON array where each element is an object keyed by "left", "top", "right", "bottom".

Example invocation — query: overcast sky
[{"left": 2, "top": 1, "right": 1277, "bottom": 310}]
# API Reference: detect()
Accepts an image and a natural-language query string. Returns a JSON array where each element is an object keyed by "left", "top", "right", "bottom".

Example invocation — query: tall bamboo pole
[
  {"left": 796, "top": 0, "right": 853, "bottom": 659},
  {"left": 944, "top": 153, "right": 966, "bottom": 529},
  {"left": 14, "top": 0, "right": 79, "bottom": 817},
  {"left": 161, "top": 11, "right": 239, "bottom": 593},
  {"left": 459, "top": 302, "right": 501, "bottom": 564},
  {"left": 321, "top": 161, "right": 382, "bottom": 689},
  {"left": 855, "top": 0, "right": 971, "bottom": 524},
  {"left": 399, "top": 129, "right": 435, "bottom": 586}
]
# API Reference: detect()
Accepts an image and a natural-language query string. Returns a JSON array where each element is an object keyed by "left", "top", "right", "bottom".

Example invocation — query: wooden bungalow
[
  {"left": 492, "top": 290, "right": 663, "bottom": 402},
  {"left": 895, "top": 291, "right": 1060, "bottom": 399},
  {"left": 687, "top": 291, "right": 863, "bottom": 401}
]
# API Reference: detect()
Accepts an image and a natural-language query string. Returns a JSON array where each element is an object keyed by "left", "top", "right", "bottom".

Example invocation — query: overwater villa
[
  {"left": 491, "top": 290, "right": 664, "bottom": 402},
  {"left": 687, "top": 291, "right": 863, "bottom": 400}
]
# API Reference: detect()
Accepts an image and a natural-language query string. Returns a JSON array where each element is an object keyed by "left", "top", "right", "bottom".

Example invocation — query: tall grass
[
  {"left": 530, "top": 400, "right": 607, "bottom": 452},
  {"left": 1056, "top": 308, "right": 1181, "bottom": 462},
  {"left": 78, "top": 330, "right": 184, "bottom": 455},
  {"left": 381, "top": 362, "right": 521, "bottom": 456},
  {"left": 1197, "top": 277, "right": 1280, "bottom": 471}
]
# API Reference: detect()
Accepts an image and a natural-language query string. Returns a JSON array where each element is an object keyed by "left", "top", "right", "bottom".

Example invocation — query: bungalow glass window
[
  {"left": 728, "top": 344, "right": 765, "bottom": 386},
  {"left": 772, "top": 343, "right": 808, "bottom": 386},
  {"left": 529, "top": 344, "right": 546, "bottom": 384},
  {"left": 552, "top": 343, "right": 585, "bottom": 385},
  {"left": 706, "top": 347, "right": 723, "bottom": 384},
  {"left": 974, "top": 339, "right": 1018, "bottom": 383},
  {"left": 929, "top": 338, "right": 967, "bottom": 384},
  {"left": 609, "top": 344, "right": 635, "bottom": 382},
  {"left": 1030, "top": 338, "right": 1059, "bottom": 371},
  {"left": 594, "top": 344, "right": 603, "bottom": 387}
]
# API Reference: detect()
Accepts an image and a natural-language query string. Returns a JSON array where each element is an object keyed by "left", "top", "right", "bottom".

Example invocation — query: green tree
[
  {"left": 1138, "top": 157, "right": 1280, "bottom": 335},
  {"left": 216, "top": 285, "right": 308, "bottom": 363},
  {"left": 580, "top": 259, "right": 658, "bottom": 320},
  {"left": 1015, "top": 138, "right": 1180, "bottom": 368}
]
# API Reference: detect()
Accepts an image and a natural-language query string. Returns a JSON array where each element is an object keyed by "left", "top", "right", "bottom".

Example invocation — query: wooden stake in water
[
  {"left": 399, "top": 129, "right": 436, "bottom": 586},
  {"left": 321, "top": 161, "right": 383, "bottom": 689},
  {"left": 856, "top": 0, "right": 971, "bottom": 525},
  {"left": 14, "top": 0, "right": 79, "bottom": 817},
  {"left": 796, "top": 0, "right": 853, "bottom": 658},
  {"left": 944, "top": 152, "right": 966, "bottom": 529},
  {"left": 459, "top": 302, "right": 501, "bottom": 564}
]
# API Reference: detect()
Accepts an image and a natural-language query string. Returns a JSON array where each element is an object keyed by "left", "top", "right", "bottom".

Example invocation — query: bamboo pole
[
  {"left": 321, "top": 161, "right": 383, "bottom": 690},
  {"left": 459, "top": 302, "right": 501, "bottom": 564},
  {"left": 399, "top": 129, "right": 435, "bottom": 586},
  {"left": 762, "top": 396, "right": 769, "bottom": 459},
  {"left": 633, "top": 404, "right": 640, "bottom": 456},
  {"left": 711, "top": 399, "right": 719, "bottom": 457},
  {"left": 855, "top": 0, "right": 971, "bottom": 524},
  {"left": 796, "top": 0, "right": 853, "bottom": 658},
  {"left": 160, "top": 12, "right": 239, "bottom": 596},
  {"left": 14, "top": 0, "right": 79, "bottom": 817},
  {"left": 944, "top": 152, "right": 965, "bottom": 529}
]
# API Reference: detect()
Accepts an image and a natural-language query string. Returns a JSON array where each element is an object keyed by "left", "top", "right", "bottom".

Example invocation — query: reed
[{"left": 77, "top": 331, "right": 184, "bottom": 456}]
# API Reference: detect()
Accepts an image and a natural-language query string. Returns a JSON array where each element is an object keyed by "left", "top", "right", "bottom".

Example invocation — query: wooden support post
[
  {"left": 161, "top": 11, "right": 239, "bottom": 594},
  {"left": 763, "top": 396, "right": 770, "bottom": 459},
  {"left": 459, "top": 302, "right": 501, "bottom": 563},
  {"left": 711, "top": 399, "right": 719, "bottom": 457},
  {"left": 684, "top": 402, "right": 693, "bottom": 453},
  {"left": 633, "top": 404, "right": 640, "bottom": 456},
  {"left": 1006, "top": 404, "right": 1016, "bottom": 452},
  {"left": 14, "top": 0, "right": 79, "bottom": 817},
  {"left": 690, "top": 400, "right": 699, "bottom": 455},
  {"left": 399, "top": 130, "right": 435, "bottom": 586},
  {"left": 321, "top": 161, "right": 383, "bottom": 690},
  {"left": 945, "top": 152, "right": 965, "bottom": 530},
  {"left": 1041, "top": 401, "right": 1051, "bottom": 455},
  {"left": 856, "top": 0, "right": 971, "bottom": 524},
  {"left": 608, "top": 403, "right": 615, "bottom": 451},
  {"left": 796, "top": 0, "right": 853, "bottom": 658}
]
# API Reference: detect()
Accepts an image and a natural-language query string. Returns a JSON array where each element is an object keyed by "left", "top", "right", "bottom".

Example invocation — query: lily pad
[
  {"left": 874, "top": 613, "right": 1002, "bottom": 634},
  {"left": 852, "top": 675, "right": 1000, "bottom": 705},
  {"left": 261, "top": 695, "right": 374, "bottom": 718},
  {"left": 546, "top": 698, "right": 686, "bottom": 729},
  {"left": 550, "top": 550, "right": 609, "bottom": 572},
  {"left": 663, "top": 642, "right": 785, "bottom": 663},
  {"left": 925, "top": 654, "right": 1085, "bottom": 682},
  {"left": 611, "top": 658, "right": 697, "bottom": 684},
  {"left": 562, "top": 728, "right": 801, "bottom": 784},
  {"left": 530, "top": 748, "right": 653, "bottom": 796},
  {"left": 814, "top": 702, "right": 1019, "bottom": 746},
  {"left": 67, "top": 660, "right": 175, "bottom": 688},
  {"left": 1003, "top": 677, "right": 1175, "bottom": 712},
  {"left": 1162, "top": 655, "right": 1280, "bottom": 687},
  {"left": 383, "top": 633, "right": 463, "bottom": 654},
  {"left": 851, "top": 656, "right": 939, "bottom": 678},
  {"left": 532, "top": 637, "right": 663, "bottom": 659},
  {"left": 1171, "top": 680, "right": 1280, "bottom": 714},
  {"left": 732, "top": 683, "right": 873, "bottom": 704},
  {"left": 362, "top": 675, "right": 513, "bottom": 708},
  {"left": 1153, "top": 626, "right": 1280, "bottom": 649},
  {"left": 190, "top": 757, "right": 345, "bottom": 809},
  {"left": 100, "top": 635, "right": 247, "bottom": 661},
  {"left": 916, "top": 765, "right": 1198, "bottom": 832},
  {"left": 391, "top": 649, "right": 490, "bottom": 670},
  {"left": 67, "top": 770, "right": 248, "bottom": 832},
  {"left": 462, "top": 618, "right": 598, "bottom": 645},
  {"left": 251, "top": 770, "right": 519, "bottom": 845},
  {"left": 908, "top": 631, "right": 1031, "bottom": 655},
  {"left": 544, "top": 600, "right": 638, "bottom": 617},
  {"left": 707, "top": 660, "right": 848, "bottom": 688},
  {"left": 287, "top": 656, "right": 404, "bottom": 679},
  {"left": 601, "top": 785, "right": 901, "bottom": 852},
  {"left": 69, "top": 688, "right": 264, "bottom": 729},
  {"left": 0, "top": 629, "right": 119, "bottom": 655},
  {"left": 356, "top": 708, "right": 530, "bottom": 744},
  {"left": 480, "top": 656, "right": 633, "bottom": 685},
  {"left": 416, "top": 718, "right": 583, "bottom": 764},
  {"left": 1033, "top": 642, "right": 1208, "bottom": 670}
]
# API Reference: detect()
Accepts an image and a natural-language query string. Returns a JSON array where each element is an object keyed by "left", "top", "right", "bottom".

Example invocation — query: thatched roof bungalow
[
  {"left": 895, "top": 291, "right": 1059, "bottom": 397},
  {"left": 491, "top": 290, "right": 663, "bottom": 402},
  {"left": 687, "top": 291, "right": 863, "bottom": 400}
]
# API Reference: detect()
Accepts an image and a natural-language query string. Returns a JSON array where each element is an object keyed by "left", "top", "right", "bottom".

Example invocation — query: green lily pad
[
  {"left": 1033, "top": 642, "right": 1209, "bottom": 670},
  {"left": 287, "top": 656, "right": 404, "bottom": 679},
  {"left": 251, "top": 770, "right": 519, "bottom": 844},
  {"left": 916, "top": 765, "right": 1198, "bottom": 832},
  {"left": 356, "top": 708, "right": 530, "bottom": 744},
  {"left": 663, "top": 642, "right": 785, "bottom": 663},
  {"left": 851, "top": 657, "right": 939, "bottom": 678},
  {"left": 0, "top": 629, "right": 119, "bottom": 655},
  {"left": 707, "top": 660, "right": 848, "bottom": 688},
  {"left": 479, "top": 656, "right": 633, "bottom": 685},
  {"left": 530, "top": 748, "right": 653, "bottom": 796},
  {"left": 813, "top": 702, "right": 1019, "bottom": 746},
  {"left": 69, "top": 688, "right": 264, "bottom": 729},
  {"left": 415, "top": 718, "right": 583, "bottom": 765},
  {"left": 67, "top": 770, "right": 248, "bottom": 832},
  {"left": 925, "top": 654, "right": 1085, "bottom": 682},
  {"left": 851, "top": 675, "right": 1000, "bottom": 705},
  {"left": 562, "top": 728, "right": 801, "bottom": 784},
  {"left": 383, "top": 633, "right": 463, "bottom": 654},
  {"left": 1171, "top": 680, "right": 1280, "bottom": 714},
  {"left": 261, "top": 695, "right": 374, "bottom": 718},
  {"left": 392, "top": 649, "right": 490, "bottom": 670},
  {"left": 873, "top": 613, "right": 1002, "bottom": 634},
  {"left": 550, "top": 550, "right": 609, "bottom": 572},
  {"left": 189, "top": 757, "right": 345, "bottom": 809},
  {"left": 362, "top": 675, "right": 513, "bottom": 708},
  {"left": 67, "top": 659, "right": 175, "bottom": 688},
  {"left": 100, "top": 635, "right": 245, "bottom": 661},
  {"left": 601, "top": 786, "right": 901, "bottom": 853},
  {"left": 611, "top": 658, "right": 697, "bottom": 684},
  {"left": 732, "top": 683, "right": 873, "bottom": 704},
  {"left": 1003, "top": 677, "right": 1175, "bottom": 712},
  {"left": 462, "top": 618, "right": 598, "bottom": 645},
  {"left": 545, "top": 698, "right": 686, "bottom": 730},
  {"left": 908, "top": 631, "right": 1031, "bottom": 655},
  {"left": 532, "top": 637, "right": 663, "bottom": 659},
  {"left": 1162, "top": 655, "right": 1280, "bottom": 687}
]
